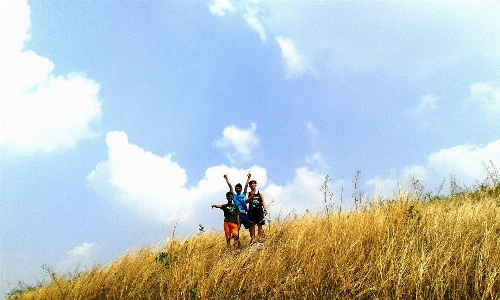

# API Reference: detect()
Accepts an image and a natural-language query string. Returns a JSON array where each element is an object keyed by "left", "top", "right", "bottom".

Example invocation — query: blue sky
[{"left": 2, "top": 0, "right": 500, "bottom": 295}]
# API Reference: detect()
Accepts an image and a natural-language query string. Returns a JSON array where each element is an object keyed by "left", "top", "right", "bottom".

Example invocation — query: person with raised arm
[
  {"left": 246, "top": 179, "right": 267, "bottom": 244},
  {"left": 224, "top": 173, "right": 251, "bottom": 246}
]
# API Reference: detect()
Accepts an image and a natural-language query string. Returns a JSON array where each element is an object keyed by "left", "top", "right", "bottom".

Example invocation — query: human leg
[
  {"left": 240, "top": 213, "right": 250, "bottom": 229},
  {"left": 239, "top": 213, "right": 250, "bottom": 247},
  {"left": 233, "top": 235, "right": 240, "bottom": 250},
  {"left": 228, "top": 222, "right": 240, "bottom": 250},
  {"left": 249, "top": 224, "right": 256, "bottom": 244},
  {"left": 224, "top": 222, "right": 232, "bottom": 248},
  {"left": 257, "top": 224, "right": 263, "bottom": 242}
]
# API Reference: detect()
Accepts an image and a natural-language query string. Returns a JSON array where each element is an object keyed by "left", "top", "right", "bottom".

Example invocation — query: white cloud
[
  {"left": 67, "top": 242, "right": 95, "bottom": 258},
  {"left": 86, "top": 131, "right": 267, "bottom": 226},
  {"left": 209, "top": 2, "right": 500, "bottom": 79},
  {"left": 367, "top": 176, "right": 400, "bottom": 198},
  {"left": 56, "top": 242, "right": 98, "bottom": 274},
  {"left": 210, "top": 1, "right": 330, "bottom": 78},
  {"left": 305, "top": 152, "right": 329, "bottom": 172},
  {"left": 213, "top": 123, "right": 260, "bottom": 164},
  {"left": 367, "top": 139, "right": 500, "bottom": 197},
  {"left": 265, "top": 167, "right": 323, "bottom": 215},
  {"left": 86, "top": 131, "right": 191, "bottom": 224},
  {"left": 244, "top": 6, "right": 266, "bottom": 41},
  {"left": 1, "top": 1, "right": 31, "bottom": 54},
  {"left": 427, "top": 141, "right": 500, "bottom": 185},
  {"left": 266, "top": 165, "right": 346, "bottom": 217},
  {"left": 87, "top": 131, "right": 337, "bottom": 230},
  {"left": 261, "top": 2, "right": 500, "bottom": 79},
  {"left": 209, "top": 0, "right": 266, "bottom": 41},
  {"left": 276, "top": 36, "right": 314, "bottom": 78},
  {"left": 466, "top": 82, "right": 500, "bottom": 119},
  {"left": 208, "top": 0, "right": 236, "bottom": 16},
  {"left": 1, "top": 0, "right": 102, "bottom": 157}
]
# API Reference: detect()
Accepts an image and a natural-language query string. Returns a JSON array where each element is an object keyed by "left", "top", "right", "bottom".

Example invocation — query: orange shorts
[{"left": 224, "top": 222, "right": 239, "bottom": 239}]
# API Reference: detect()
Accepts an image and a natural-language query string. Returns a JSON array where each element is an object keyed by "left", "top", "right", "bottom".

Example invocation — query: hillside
[{"left": 8, "top": 185, "right": 500, "bottom": 299}]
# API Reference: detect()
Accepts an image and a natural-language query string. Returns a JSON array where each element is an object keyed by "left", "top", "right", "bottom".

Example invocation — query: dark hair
[
  {"left": 249, "top": 180, "right": 257, "bottom": 185},
  {"left": 235, "top": 183, "right": 242, "bottom": 189},
  {"left": 226, "top": 191, "right": 233, "bottom": 197}
]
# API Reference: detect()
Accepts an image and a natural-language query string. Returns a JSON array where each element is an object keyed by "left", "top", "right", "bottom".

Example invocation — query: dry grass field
[{"left": 8, "top": 183, "right": 500, "bottom": 299}]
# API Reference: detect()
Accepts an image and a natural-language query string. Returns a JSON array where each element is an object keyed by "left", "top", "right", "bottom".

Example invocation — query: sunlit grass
[{"left": 8, "top": 183, "right": 500, "bottom": 299}]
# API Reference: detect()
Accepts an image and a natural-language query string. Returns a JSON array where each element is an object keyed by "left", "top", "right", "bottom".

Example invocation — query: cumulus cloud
[
  {"left": 1, "top": 1, "right": 102, "bottom": 158},
  {"left": 367, "top": 140, "right": 500, "bottom": 197},
  {"left": 265, "top": 167, "right": 323, "bottom": 215},
  {"left": 2, "top": 1, "right": 31, "bottom": 54},
  {"left": 427, "top": 142, "right": 500, "bottom": 185},
  {"left": 86, "top": 131, "right": 265, "bottom": 226},
  {"left": 366, "top": 176, "right": 400, "bottom": 199},
  {"left": 213, "top": 123, "right": 260, "bottom": 164},
  {"left": 86, "top": 131, "right": 191, "bottom": 224},
  {"left": 266, "top": 164, "right": 345, "bottom": 217},
  {"left": 87, "top": 131, "right": 335, "bottom": 231}
]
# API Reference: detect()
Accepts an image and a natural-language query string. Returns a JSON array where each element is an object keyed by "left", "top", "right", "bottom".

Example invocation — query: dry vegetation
[{"left": 8, "top": 182, "right": 500, "bottom": 299}]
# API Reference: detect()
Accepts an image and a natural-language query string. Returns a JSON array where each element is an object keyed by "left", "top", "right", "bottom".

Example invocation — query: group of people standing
[{"left": 211, "top": 173, "right": 267, "bottom": 249}]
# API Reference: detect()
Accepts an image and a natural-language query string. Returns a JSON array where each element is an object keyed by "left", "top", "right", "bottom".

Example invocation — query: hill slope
[{"left": 8, "top": 186, "right": 500, "bottom": 299}]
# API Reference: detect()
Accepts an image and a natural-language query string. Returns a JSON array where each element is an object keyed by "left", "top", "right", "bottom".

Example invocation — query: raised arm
[
  {"left": 211, "top": 204, "right": 222, "bottom": 210},
  {"left": 223, "top": 174, "right": 233, "bottom": 193},
  {"left": 244, "top": 172, "right": 251, "bottom": 194}
]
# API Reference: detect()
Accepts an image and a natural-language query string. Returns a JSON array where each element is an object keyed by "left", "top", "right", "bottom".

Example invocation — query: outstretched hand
[{"left": 223, "top": 174, "right": 227, "bottom": 179}]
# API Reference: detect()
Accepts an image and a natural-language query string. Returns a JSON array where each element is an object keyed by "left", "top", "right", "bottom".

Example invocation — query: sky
[{"left": 1, "top": 0, "right": 500, "bottom": 295}]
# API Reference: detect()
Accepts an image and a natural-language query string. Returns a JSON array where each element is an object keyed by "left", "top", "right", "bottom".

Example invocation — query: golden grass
[{"left": 9, "top": 186, "right": 500, "bottom": 299}]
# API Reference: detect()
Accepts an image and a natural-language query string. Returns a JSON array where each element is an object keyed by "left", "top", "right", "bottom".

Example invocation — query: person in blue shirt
[{"left": 224, "top": 173, "right": 251, "bottom": 246}]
